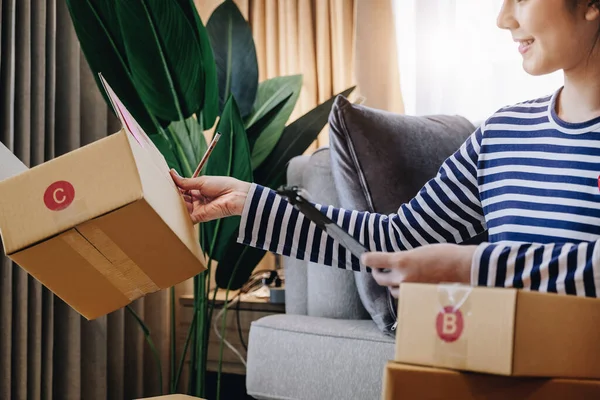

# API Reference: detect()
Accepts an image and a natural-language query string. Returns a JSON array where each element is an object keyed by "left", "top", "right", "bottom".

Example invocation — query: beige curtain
[
  {"left": 195, "top": 0, "right": 404, "bottom": 149},
  {"left": 0, "top": 1, "right": 171, "bottom": 399}
]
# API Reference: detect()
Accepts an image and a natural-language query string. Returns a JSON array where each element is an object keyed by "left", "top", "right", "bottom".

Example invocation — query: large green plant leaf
[
  {"left": 202, "top": 96, "right": 253, "bottom": 261},
  {"left": 254, "top": 87, "right": 356, "bottom": 189},
  {"left": 246, "top": 92, "right": 292, "bottom": 151},
  {"left": 168, "top": 116, "right": 207, "bottom": 174},
  {"left": 215, "top": 241, "right": 267, "bottom": 290},
  {"left": 66, "top": 0, "right": 163, "bottom": 135},
  {"left": 206, "top": 1, "right": 258, "bottom": 118},
  {"left": 174, "top": 0, "right": 220, "bottom": 129},
  {"left": 116, "top": 0, "right": 205, "bottom": 122},
  {"left": 245, "top": 75, "right": 302, "bottom": 168}
]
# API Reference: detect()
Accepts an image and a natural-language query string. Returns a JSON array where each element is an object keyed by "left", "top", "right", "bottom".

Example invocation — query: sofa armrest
[
  {"left": 282, "top": 155, "right": 311, "bottom": 315},
  {"left": 282, "top": 149, "right": 369, "bottom": 320}
]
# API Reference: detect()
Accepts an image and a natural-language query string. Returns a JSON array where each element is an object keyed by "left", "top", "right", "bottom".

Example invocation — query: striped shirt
[{"left": 237, "top": 89, "right": 600, "bottom": 298}]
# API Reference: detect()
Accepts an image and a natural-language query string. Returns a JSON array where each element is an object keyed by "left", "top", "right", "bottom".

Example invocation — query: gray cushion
[
  {"left": 246, "top": 314, "right": 394, "bottom": 400},
  {"left": 328, "top": 95, "right": 478, "bottom": 335},
  {"left": 301, "top": 149, "right": 370, "bottom": 320}
]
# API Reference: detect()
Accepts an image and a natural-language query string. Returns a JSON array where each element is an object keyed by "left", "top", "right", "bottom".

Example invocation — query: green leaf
[
  {"left": 202, "top": 96, "right": 253, "bottom": 261},
  {"left": 245, "top": 75, "right": 302, "bottom": 168},
  {"left": 173, "top": 0, "right": 220, "bottom": 129},
  {"left": 207, "top": 1, "right": 258, "bottom": 118},
  {"left": 149, "top": 133, "right": 183, "bottom": 174},
  {"left": 246, "top": 92, "right": 292, "bottom": 151},
  {"left": 66, "top": 0, "right": 163, "bottom": 134},
  {"left": 254, "top": 87, "right": 356, "bottom": 188},
  {"left": 116, "top": 0, "right": 205, "bottom": 121},
  {"left": 167, "top": 116, "right": 207, "bottom": 173},
  {"left": 215, "top": 241, "right": 267, "bottom": 290}
]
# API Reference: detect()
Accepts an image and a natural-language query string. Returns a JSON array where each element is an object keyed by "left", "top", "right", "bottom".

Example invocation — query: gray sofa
[
  {"left": 246, "top": 97, "right": 478, "bottom": 400},
  {"left": 246, "top": 148, "right": 395, "bottom": 400}
]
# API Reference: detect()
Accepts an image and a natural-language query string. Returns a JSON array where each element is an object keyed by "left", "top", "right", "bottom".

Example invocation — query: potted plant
[{"left": 66, "top": 0, "right": 354, "bottom": 397}]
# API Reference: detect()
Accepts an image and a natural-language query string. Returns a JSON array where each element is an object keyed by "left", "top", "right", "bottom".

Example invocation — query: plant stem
[
  {"left": 126, "top": 305, "right": 163, "bottom": 395},
  {"left": 216, "top": 251, "right": 247, "bottom": 400},
  {"left": 170, "top": 287, "right": 176, "bottom": 393},
  {"left": 188, "top": 275, "right": 198, "bottom": 395},
  {"left": 174, "top": 304, "right": 197, "bottom": 392},
  {"left": 195, "top": 263, "right": 210, "bottom": 398}
]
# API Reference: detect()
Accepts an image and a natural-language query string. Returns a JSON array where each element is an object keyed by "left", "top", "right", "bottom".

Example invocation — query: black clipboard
[{"left": 277, "top": 186, "right": 369, "bottom": 261}]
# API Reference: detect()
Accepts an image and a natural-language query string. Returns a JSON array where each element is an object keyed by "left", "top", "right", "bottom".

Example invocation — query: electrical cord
[
  {"left": 211, "top": 269, "right": 281, "bottom": 368},
  {"left": 213, "top": 294, "right": 246, "bottom": 367},
  {"left": 236, "top": 292, "right": 247, "bottom": 351}
]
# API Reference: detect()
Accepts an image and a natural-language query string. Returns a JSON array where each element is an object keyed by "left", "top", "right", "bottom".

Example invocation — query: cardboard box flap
[
  {"left": 0, "top": 141, "right": 27, "bottom": 180},
  {"left": 124, "top": 132, "right": 204, "bottom": 263},
  {"left": 10, "top": 229, "right": 133, "bottom": 320},
  {"left": 101, "top": 76, "right": 203, "bottom": 263},
  {"left": 0, "top": 131, "right": 143, "bottom": 255},
  {"left": 80, "top": 199, "right": 206, "bottom": 289}
]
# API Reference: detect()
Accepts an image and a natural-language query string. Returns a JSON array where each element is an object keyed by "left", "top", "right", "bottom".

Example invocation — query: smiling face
[{"left": 497, "top": 0, "right": 600, "bottom": 76}]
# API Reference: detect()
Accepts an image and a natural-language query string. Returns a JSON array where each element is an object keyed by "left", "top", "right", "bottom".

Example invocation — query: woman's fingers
[
  {"left": 372, "top": 268, "right": 398, "bottom": 287},
  {"left": 170, "top": 169, "right": 206, "bottom": 191},
  {"left": 362, "top": 251, "right": 406, "bottom": 269}
]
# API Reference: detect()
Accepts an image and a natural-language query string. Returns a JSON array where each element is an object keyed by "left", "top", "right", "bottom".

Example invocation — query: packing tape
[
  {"left": 433, "top": 284, "right": 473, "bottom": 369},
  {"left": 62, "top": 224, "right": 159, "bottom": 301},
  {"left": 50, "top": 198, "right": 89, "bottom": 227}
]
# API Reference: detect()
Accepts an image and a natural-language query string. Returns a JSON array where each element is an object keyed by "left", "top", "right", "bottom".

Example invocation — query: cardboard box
[
  {"left": 395, "top": 283, "right": 600, "bottom": 379},
  {"left": 382, "top": 362, "right": 600, "bottom": 400},
  {"left": 0, "top": 129, "right": 206, "bottom": 320},
  {"left": 136, "top": 395, "right": 204, "bottom": 400}
]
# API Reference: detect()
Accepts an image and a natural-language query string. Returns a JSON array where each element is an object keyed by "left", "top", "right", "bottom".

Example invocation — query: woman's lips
[{"left": 517, "top": 39, "right": 534, "bottom": 54}]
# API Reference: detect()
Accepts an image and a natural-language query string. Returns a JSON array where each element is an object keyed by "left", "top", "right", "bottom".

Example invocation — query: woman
[{"left": 171, "top": 0, "right": 600, "bottom": 299}]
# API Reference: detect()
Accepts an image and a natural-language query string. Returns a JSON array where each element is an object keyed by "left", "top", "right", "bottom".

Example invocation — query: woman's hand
[
  {"left": 170, "top": 169, "right": 251, "bottom": 224},
  {"left": 361, "top": 244, "right": 477, "bottom": 298}
]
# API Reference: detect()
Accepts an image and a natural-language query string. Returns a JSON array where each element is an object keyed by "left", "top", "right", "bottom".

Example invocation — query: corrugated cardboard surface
[
  {"left": 0, "top": 131, "right": 143, "bottom": 255},
  {"left": 0, "top": 130, "right": 205, "bottom": 320},
  {"left": 136, "top": 395, "right": 204, "bottom": 400},
  {"left": 382, "top": 362, "right": 600, "bottom": 400},
  {"left": 395, "top": 284, "right": 517, "bottom": 375},
  {"left": 513, "top": 290, "right": 600, "bottom": 378},
  {"left": 395, "top": 283, "right": 600, "bottom": 379}
]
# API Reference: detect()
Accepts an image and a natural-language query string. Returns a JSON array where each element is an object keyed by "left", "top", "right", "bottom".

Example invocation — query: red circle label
[
  {"left": 436, "top": 306, "right": 464, "bottom": 343},
  {"left": 43, "top": 181, "right": 75, "bottom": 211}
]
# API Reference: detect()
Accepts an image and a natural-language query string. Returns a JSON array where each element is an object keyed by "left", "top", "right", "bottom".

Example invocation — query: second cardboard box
[{"left": 395, "top": 283, "right": 600, "bottom": 379}]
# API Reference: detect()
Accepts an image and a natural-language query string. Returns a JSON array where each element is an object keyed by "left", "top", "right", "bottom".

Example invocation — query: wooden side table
[{"left": 178, "top": 289, "right": 285, "bottom": 377}]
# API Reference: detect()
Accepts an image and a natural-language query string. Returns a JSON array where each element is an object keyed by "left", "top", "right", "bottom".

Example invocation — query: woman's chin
[{"left": 522, "top": 59, "right": 557, "bottom": 77}]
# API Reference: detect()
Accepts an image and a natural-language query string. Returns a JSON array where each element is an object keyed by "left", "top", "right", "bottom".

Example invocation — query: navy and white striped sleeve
[
  {"left": 237, "top": 128, "right": 487, "bottom": 271},
  {"left": 472, "top": 241, "right": 600, "bottom": 297}
]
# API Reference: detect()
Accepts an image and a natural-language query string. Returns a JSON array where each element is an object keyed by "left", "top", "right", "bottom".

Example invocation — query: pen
[{"left": 192, "top": 132, "right": 221, "bottom": 178}]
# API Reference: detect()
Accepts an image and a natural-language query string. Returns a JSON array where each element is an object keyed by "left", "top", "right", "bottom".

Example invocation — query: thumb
[{"left": 170, "top": 169, "right": 204, "bottom": 191}]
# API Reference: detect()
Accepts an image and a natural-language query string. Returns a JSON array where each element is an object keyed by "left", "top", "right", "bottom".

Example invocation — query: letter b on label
[
  {"left": 44, "top": 181, "right": 75, "bottom": 211},
  {"left": 436, "top": 306, "right": 464, "bottom": 343}
]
